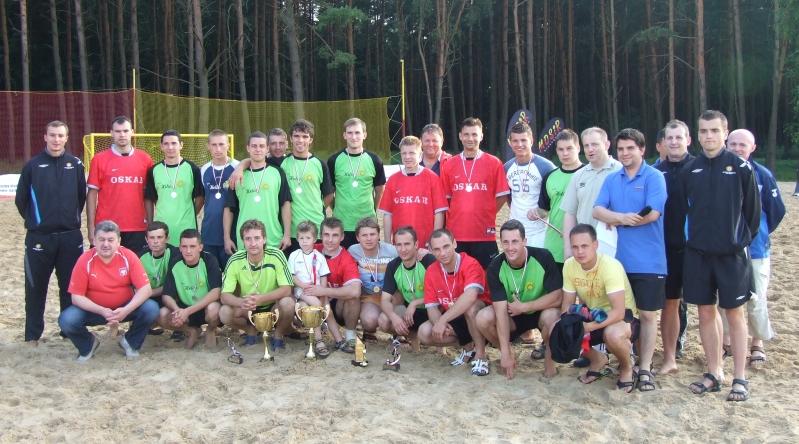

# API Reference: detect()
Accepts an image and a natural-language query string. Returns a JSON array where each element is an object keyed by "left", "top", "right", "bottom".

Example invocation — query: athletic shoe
[
  {"left": 450, "top": 348, "right": 476, "bottom": 366},
  {"left": 118, "top": 335, "right": 140, "bottom": 360},
  {"left": 76, "top": 333, "right": 101, "bottom": 363}
]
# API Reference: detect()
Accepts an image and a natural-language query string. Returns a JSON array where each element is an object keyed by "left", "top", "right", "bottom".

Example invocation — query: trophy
[
  {"left": 383, "top": 337, "right": 401, "bottom": 371},
  {"left": 351, "top": 335, "right": 369, "bottom": 367},
  {"left": 248, "top": 310, "right": 280, "bottom": 362},
  {"left": 295, "top": 304, "right": 330, "bottom": 359},
  {"left": 226, "top": 336, "right": 243, "bottom": 364}
]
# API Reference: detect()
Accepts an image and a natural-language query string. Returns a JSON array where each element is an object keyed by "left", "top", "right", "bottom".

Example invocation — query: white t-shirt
[
  {"left": 288, "top": 249, "right": 331, "bottom": 299},
  {"left": 503, "top": 155, "right": 556, "bottom": 247}
]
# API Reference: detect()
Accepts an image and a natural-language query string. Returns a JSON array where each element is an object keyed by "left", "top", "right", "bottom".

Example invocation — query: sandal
[
  {"left": 531, "top": 344, "right": 546, "bottom": 360},
  {"left": 450, "top": 348, "right": 476, "bottom": 366},
  {"left": 749, "top": 346, "right": 767, "bottom": 369},
  {"left": 637, "top": 369, "right": 657, "bottom": 392},
  {"left": 578, "top": 369, "right": 605, "bottom": 384},
  {"left": 617, "top": 378, "right": 636, "bottom": 393},
  {"left": 726, "top": 378, "right": 750, "bottom": 402},
  {"left": 689, "top": 372, "right": 722, "bottom": 395},
  {"left": 471, "top": 358, "right": 490, "bottom": 376},
  {"left": 315, "top": 340, "right": 330, "bottom": 358},
  {"left": 362, "top": 331, "right": 379, "bottom": 343},
  {"left": 336, "top": 339, "right": 356, "bottom": 354}
]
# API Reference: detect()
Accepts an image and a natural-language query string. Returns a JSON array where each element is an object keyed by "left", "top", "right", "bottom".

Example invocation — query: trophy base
[
  {"left": 382, "top": 362, "right": 400, "bottom": 371},
  {"left": 351, "top": 360, "right": 369, "bottom": 368},
  {"left": 259, "top": 356, "right": 275, "bottom": 362},
  {"left": 227, "top": 354, "right": 243, "bottom": 365}
]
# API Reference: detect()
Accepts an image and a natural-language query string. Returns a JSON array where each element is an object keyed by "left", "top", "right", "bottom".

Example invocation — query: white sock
[{"left": 345, "top": 330, "right": 356, "bottom": 341}]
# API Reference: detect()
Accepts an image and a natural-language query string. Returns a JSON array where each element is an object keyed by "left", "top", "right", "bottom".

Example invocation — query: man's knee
[
  {"left": 697, "top": 304, "right": 718, "bottom": 322},
  {"left": 539, "top": 308, "right": 559, "bottom": 337},
  {"left": 219, "top": 305, "right": 235, "bottom": 325},
  {"left": 58, "top": 306, "right": 82, "bottom": 333},
  {"left": 475, "top": 306, "right": 495, "bottom": 331},
  {"left": 417, "top": 321, "right": 433, "bottom": 344},
  {"left": 603, "top": 321, "right": 631, "bottom": 346},
  {"left": 638, "top": 310, "right": 657, "bottom": 323},
  {"left": 138, "top": 299, "right": 160, "bottom": 323}
]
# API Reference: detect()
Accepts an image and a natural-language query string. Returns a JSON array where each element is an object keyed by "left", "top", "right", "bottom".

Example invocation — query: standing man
[
  {"left": 58, "top": 220, "right": 158, "bottom": 361},
  {"left": 440, "top": 117, "right": 510, "bottom": 268},
  {"left": 593, "top": 128, "right": 667, "bottom": 392},
  {"left": 378, "top": 135, "right": 448, "bottom": 247},
  {"left": 328, "top": 117, "right": 387, "bottom": 248},
  {"left": 726, "top": 128, "right": 785, "bottom": 369},
  {"left": 655, "top": 120, "right": 694, "bottom": 374},
  {"left": 680, "top": 110, "right": 760, "bottom": 402},
  {"left": 280, "top": 119, "right": 334, "bottom": 254},
  {"left": 86, "top": 115, "right": 154, "bottom": 252},
  {"left": 419, "top": 123, "right": 452, "bottom": 175},
  {"left": 476, "top": 220, "right": 563, "bottom": 379},
  {"left": 266, "top": 128, "right": 289, "bottom": 167},
  {"left": 538, "top": 129, "right": 585, "bottom": 268},
  {"left": 224, "top": 131, "right": 292, "bottom": 253},
  {"left": 144, "top": 130, "right": 204, "bottom": 246},
  {"left": 560, "top": 127, "right": 621, "bottom": 259},
  {"left": 16, "top": 120, "right": 86, "bottom": 344},
  {"left": 504, "top": 122, "right": 556, "bottom": 248},
  {"left": 200, "top": 129, "right": 239, "bottom": 269}
]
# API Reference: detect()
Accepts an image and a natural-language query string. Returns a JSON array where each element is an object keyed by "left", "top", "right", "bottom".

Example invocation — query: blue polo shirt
[{"left": 594, "top": 162, "right": 667, "bottom": 274}]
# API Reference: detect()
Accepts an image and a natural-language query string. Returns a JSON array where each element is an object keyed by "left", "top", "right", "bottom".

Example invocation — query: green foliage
[
  {"left": 316, "top": 6, "right": 367, "bottom": 29},
  {"left": 318, "top": 48, "right": 358, "bottom": 70}
]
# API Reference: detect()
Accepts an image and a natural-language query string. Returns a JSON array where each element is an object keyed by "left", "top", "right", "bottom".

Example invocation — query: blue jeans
[
  {"left": 203, "top": 245, "right": 229, "bottom": 272},
  {"left": 58, "top": 299, "right": 159, "bottom": 356}
]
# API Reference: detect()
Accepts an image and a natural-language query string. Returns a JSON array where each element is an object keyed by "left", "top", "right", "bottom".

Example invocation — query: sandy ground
[{"left": 0, "top": 185, "right": 797, "bottom": 443}]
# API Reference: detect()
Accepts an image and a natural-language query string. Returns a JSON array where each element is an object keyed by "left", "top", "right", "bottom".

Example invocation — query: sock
[{"left": 345, "top": 329, "right": 356, "bottom": 341}]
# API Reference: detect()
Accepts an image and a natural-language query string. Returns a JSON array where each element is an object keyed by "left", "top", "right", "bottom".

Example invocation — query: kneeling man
[
  {"left": 417, "top": 229, "right": 493, "bottom": 376},
  {"left": 59, "top": 220, "right": 158, "bottom": 361},
  {"left": 477, "top": 220, "right": 562, "bottom": 379},
  {"left": 562, "top": 224, "right": 639, "bottom": 392},
  {"left": 219, "top": 219, "right": 294, "bottom": 348},
  {"left": 160, "top": 229, "right": 222, "bottom": 349}
]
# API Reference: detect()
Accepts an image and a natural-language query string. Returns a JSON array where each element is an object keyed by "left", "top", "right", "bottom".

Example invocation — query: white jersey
[
  {"left": 288, "top": 249, "right": 330, "bottom": 299},
  {"left": 504, "top": 155, "right": 556, "bottom": 247}
]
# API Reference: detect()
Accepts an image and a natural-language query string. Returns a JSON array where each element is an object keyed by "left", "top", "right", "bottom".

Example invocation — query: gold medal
[{"left": 373, "top": 285, "right": 381, "bottom": 294}]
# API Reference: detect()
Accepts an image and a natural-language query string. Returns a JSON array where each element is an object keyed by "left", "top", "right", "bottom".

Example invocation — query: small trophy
[
  {"left": 383, "top": 337, "right": 401, "bottom": 371},
  {"left": 248, "top": 310, "right": 280, "bottom": 362},
  {"left": 226, "top": 336, "right": 243, "bottom": 364},
  {"left": 295, "top": 304, "right": 330, "bottom": 359},
  {"left": 351, "top": 335, "right": 369, "bottom": 367}
]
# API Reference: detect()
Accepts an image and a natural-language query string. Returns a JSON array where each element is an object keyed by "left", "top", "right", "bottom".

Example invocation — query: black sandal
[
  {"left": 689, "top": 372, "right": 721, "bottom": 394},
  {"left": 637, "top": 369, "right": 657, "bottom": 392},
  {"left": 617, "top": 378, "right": 636, "bottom": 393},
  {"left": 727, "top": 378, "right": 750, "bottom": 402}
]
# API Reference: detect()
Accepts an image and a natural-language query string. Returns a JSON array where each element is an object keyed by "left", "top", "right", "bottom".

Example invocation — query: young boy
[
  {"left": 288, "top": 221, "right": 332, "bottom": 357},
  {"left": 200, "top": 129, "right": 240, "bottom": 269}
]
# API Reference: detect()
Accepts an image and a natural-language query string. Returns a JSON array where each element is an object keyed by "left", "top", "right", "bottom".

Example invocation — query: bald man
[{"left": 726, "top": 129, "right": 785, "bottom": 369}]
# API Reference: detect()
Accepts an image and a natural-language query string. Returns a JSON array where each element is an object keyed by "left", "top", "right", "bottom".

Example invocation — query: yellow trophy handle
[
  {"left": 247, "top": 310, "right": 255, "bottom": 326},
  {"left": 322, "top": 304, "right": 331, "bottom": 321},
  {"left": 273, "top": 308, "right": 280, "bottom": 323},
  {"left": 295, "top": 303, "right": 303, "bottom": 320}
]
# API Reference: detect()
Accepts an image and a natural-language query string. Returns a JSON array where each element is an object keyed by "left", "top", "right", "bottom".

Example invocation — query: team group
[{"left": 15, "top": 110, "right": 784, "bottom": 402}]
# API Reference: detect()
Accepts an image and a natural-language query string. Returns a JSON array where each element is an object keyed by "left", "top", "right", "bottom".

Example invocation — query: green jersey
[
  {"left": 225, "top": 165, "right": 291, "bottom": 249},
  {"left": 327, "top": 149, "right": 387, "bottom": 231},
  {"left": 381, "top": 254, "right": 436, "bottom": 309},
  {"left": 163, "top": 252, "right": 222, "bottom": 307},
  {"left": 138, "top": 245, "right": 179, "bottom": 290},
  {"left": 539, "top": 165, "right": 584, "bottom": 263},
  {"left": 221, "top": 247, "right": 292, "bottom": 309},
  {"left": 144, "top": 160, "right": 203, "bottom": 245},
  {"left": 280, "top": 154, "right": 334, "bottom": 237},
  {"left": 487, "top": 247, "right": 562, "bottom": 312}
]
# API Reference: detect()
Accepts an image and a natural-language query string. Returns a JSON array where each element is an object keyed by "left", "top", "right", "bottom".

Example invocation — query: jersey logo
[
  {"left": 772, "top": 189, "right": 778, "bottom": 197},
  {"left": 38, "top": 164, "right": 49, "bottom": 168},
  {"left": 691, "top": 169, "right": 703, "bottom": 173},
  {"left": 119, "top": 267, "right": 128, "bottom": 277},
  {"left": 64, "top": 162, "right": 74, "bottom": 169},
  {"left": 111, "top": 168, "right": 119, "bottom": 172},
  {"left": 722, "top": 166, "right": 736, "bottom": 175},
  {"left": 32, "top": 243, "right": 43, "bottom": 252}
]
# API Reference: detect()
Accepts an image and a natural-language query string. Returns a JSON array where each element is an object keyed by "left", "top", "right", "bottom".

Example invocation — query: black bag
[{"left": 549, "top": 313, "right": 585, "bottom": 364}]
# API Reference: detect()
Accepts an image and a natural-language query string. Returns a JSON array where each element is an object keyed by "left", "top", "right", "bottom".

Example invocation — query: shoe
[
  {"left": 76, "top": 333, "right": 101, "bottom": 363},
  {"left": 118, "top": 335, "right": 140, "bottom": 360},
  {"left": 270, "top": 336, "right": 286, "bottom": 351},
  {"left": 572, "top": 356, "right": 590, "bottom": 368},
  {"left": 531, "top": 344, "right": 546, "bottom": 360},
  {"left": 148, "top": 327, "right": 164, "bottom": 336},
  {"left": 450, "top": 348, "right": 476, "bottom": 366},
  {"left": 689, "top": 372, "right": 722, "bottom": 395},
  {"left": 336, "top": 339, "right": 356, "bottom": 354},
  {"left": 170, "top": 330, "right": 185, "bottom": 342},
  {"left": 471, "top": 358, "right": 490, "bottom": 376}
]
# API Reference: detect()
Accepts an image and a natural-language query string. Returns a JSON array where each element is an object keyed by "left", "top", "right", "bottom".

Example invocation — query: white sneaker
[
  {"left": 76, "top": 333, "right": 101, "bottom": 363},
  {"left": 450, "top": 348, "right": 476, "bottom": 366},
  {"left": 118, "top": 335, "right": 140, "bottom": 360}
]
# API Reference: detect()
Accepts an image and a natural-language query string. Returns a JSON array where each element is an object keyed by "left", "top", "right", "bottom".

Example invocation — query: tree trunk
[
  {"left": 512, "top": 0, "right": 526, "bottom": 109},
  {"left": 20, "top": 0, "right": 31, "bottom": 160},
  {"left": 163, "top": 1, "right": 175, "bottom": 93},
  {"left": 609, "top": 0, "right": 618, "bottom": 136},
  {"left": 99, "top": 0, "right": 113, "bottom": 89},
  {"left": 283, "top": 0, "right": 304, "bottom": 117},
  {"left": 542, "top": 0, "right": 549, "bottom": 120},
  {"left": 526, "top": 0, "right": 536, "bottom": 126},
  {"left": 696, "top": 0, "right": 707, "bottom": 112},
  {"left": 74, "top": 0, "right": 91, "bottom": 154},
  {"left": 117, "top": 0, "right": 127, "bottom": 88},
  {"left": 646, "top": 0, "right": 663, "bottom": 128},
  {"left": 668, "top": 0, "right": 675, "bottom": 119},
  {"left": 253, "top": 0, "right": 261, "bottom": 100},
  {"left": 767, "top": 0, "right": 787, "bottom": 172},
  {"left": 236, "top": 0, "right": 251, "bottom": 135},
  {"left": 187, "top": 2, "right": 195, "bottom": 129},
  {"left": 0, "top": 0, "right": 10, "bottom": 91},
  {"left": 131, "top": 0, "right": 140, "bottom": 89},
  {"left": 600, "top": 1, "right": 612, "bottom": 133},
  {"left": 49, "top": 0, "right": 66, "bottom": 120},
  {"left": 732, "top": 0, "right": 746, "bottom": 126},
  {"left": 567, "top": 0, "right": 575, "bottom": 125},
  {"left": 272, "top": 0, "right": 281, "bottom": 101},
  {"left": 152, "top": 1, "right": 160, "bottom": 92},
  {"left": 500, "top": 0, "right": 509, "bottom": 146},
  {"left": 192, "top": 0, "right": 209, "bottom": 130},
  {"left": 417, "top": 2, "right": 433, "bottom": 122},
  {"left": 347, "top": 0, "right": 355, "bottom": 100}
]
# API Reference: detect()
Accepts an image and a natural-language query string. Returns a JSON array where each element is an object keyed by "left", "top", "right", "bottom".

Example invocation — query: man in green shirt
[
  {"left": 219, "top": 219, "right": 294, "bottom": 348},
  {"left": 477, "top": 219, "right": 563, "bottom": 379},
  {"left": 144, "top": 130, "right": 204, "bottom": 246},
  {"left": 159, "top": 229, "right": 222, "bottom": 349},
  {"left": 327, "top": 117, "right": 387, "bottom": 247},
  {"left": 223, "top": 131, "right": 292, "bottom": 253}
]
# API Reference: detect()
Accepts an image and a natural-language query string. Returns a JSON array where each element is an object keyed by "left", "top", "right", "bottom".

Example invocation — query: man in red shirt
[
  {"left": 59, "top": 220, "right": 158, "bottom": 362},
  {"left": 86, "top": 116, "right": 154, "bottom": 252},
  {"left": 419, "top": 123, "right": 452, "bottom": 175},
  {"left": 306, "top": 217, "right": 362, "bottom": 353},
  {"left": 440, "top": 117, "right": 510, "bottom": 268},
  {"left": 379, "top": 135, "right": 447, "bottom": 247},
  {"left": 418, "top": 229, "right": 493, "bottom": 376}
]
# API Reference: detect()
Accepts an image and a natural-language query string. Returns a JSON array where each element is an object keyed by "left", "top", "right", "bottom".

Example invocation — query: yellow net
[
  {"left": 133, "top": 90, "right": 391, "bottom": 161},
  {"left": 82, "top": 133, "right": 235, "bottom": 172}
]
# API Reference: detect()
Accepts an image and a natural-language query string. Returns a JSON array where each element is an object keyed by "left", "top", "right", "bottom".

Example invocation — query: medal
[
  {"left": 215, "top": 192, "right": 222, "bottom": 199},
  {"left": 254, "top": 195, "right": 261, "bottom": 203},
  {"left": 373, "top": 285, "right": 381, "bottom": 294},
  {"left": 170, "top": 191, "right": 178, "bottom": 198},
  {"left": 295, "top": 186, "right": 303, "bottom": 194},
  {"left": 352, "top": 180, "right": 359, "bottom": 188},
  {"left": 465, "top": 183, "right": 473, "bottom": 192}
]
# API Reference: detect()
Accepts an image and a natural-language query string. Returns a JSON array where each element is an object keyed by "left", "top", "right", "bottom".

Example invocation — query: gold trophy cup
[
  {"left": 295, "top": 304, "right": 330, "bottom": 359},
  {"left": 248, "top": 310, "right": 279, "bottom": 362}
]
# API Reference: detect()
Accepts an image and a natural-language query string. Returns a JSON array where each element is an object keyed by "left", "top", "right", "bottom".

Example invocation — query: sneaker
[
  {"left": 450, "top": 348, "right": 476, "bottom": 366},
  {"left": 470, "top": 358, "right": 490, "bottom": 376},
  {"left": 76, "top": 333, "right": 101, "bottom": 363},
  {"left": 118, "top": 335, "right": 140, "bottom": 360},
  {"left": 270, "top": 336, "right": 286, "bottom": 351}
]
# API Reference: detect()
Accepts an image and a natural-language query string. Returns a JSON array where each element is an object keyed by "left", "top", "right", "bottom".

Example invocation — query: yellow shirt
[{"left": 562, "top": 253, "right": 638, "bottom": 316}]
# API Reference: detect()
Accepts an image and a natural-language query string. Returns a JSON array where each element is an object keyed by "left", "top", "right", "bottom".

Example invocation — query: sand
[{"left": 0, "top": 185, "right": 797, "bottom": 443}]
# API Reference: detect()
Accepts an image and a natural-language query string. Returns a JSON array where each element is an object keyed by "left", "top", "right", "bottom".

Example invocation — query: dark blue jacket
[{"left": 749, "top": 160, "right": 785, "bottom": 259}]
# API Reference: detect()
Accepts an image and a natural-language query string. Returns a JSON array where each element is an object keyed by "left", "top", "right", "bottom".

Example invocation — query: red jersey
[
  {"left": 316, "top": 245, "right": 361, "bottom": 288},
  {"left": 423, "top": 252, "right": 491, "bottom": 311},
  {"left": 440, "top": 151, "right": 510, "bottom": 241},
  {"left": 87, "top": 147, "right": 154, "bottom": 232},
  {"left": 68, "top": 246, "right": 150, "bottom": 309},
  {"left": 378, "top": 167, "right": 448, "bottom": 246}
]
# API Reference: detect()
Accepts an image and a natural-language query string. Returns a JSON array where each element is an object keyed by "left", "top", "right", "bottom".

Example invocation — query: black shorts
[
  {"left": 589, "top": 309, "right": 639, "bottom": 346},
  {"left": 283, "top": 238, "right": 301, "bottom": 258},
  {"left": 405, "top": 308, "right": 429, "bottom": 331},
  {"left": 664, "top": 248, "right": 684, "bottom": 299},
  {"left": 341, "top": 231, "right": 359, "bottom": 249},
  {"left": 682, "top": 248, "right": 752, "bottom": 309},
  {"left": 330, "top": 298, "right": 348, "bottom": 326},
  {"left": 120, "top": 231, "right": 146, "bottom": 252},
  {"left": 456, "top": 241, "right": 498, "bottom": 269},
  {"left": 509, "top": 311, "right": 543, "bottom": 341},
  {"left": 628, "top": 273, "right": 666, "bottom": 311},
  {"left": 449, "top": 314, "right": 473, "bottom": 346},
  {"left": 177, "top": 300, "right": 215, "bottom": 327}
]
